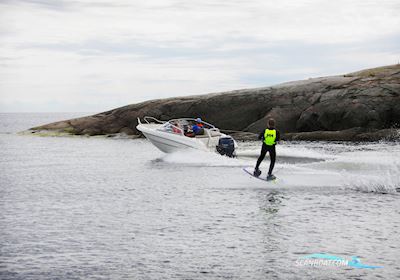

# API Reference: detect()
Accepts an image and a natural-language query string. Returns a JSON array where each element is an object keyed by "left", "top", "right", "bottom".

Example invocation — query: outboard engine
[{"left": 216, "top": 136, "right": 236, "bottom": 157}]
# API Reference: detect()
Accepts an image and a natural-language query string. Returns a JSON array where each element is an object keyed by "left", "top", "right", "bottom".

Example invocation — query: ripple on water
[{"left": 1, "top": 120, "right": 400, "bottom": 279}]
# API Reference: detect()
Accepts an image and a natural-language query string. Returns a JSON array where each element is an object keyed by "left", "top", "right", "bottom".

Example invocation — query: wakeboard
[{"left": 243, "top": 167, "right": 277, "bottom": 182}]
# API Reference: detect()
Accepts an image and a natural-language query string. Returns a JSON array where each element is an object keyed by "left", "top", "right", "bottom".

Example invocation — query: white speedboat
[{"left": 136, "top": 117, "right": 237, "bottom": 157}]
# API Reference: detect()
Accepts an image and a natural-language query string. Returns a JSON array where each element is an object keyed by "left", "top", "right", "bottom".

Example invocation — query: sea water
[{"left": 0, "top": 113, "right": 399, "bottom": 279}]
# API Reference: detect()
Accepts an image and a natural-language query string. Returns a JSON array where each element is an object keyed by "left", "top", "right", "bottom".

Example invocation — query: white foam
[
  {"left": 161, "top": 149, "right": 250, "bottom": 167},
  {"left": 305, "top": 149, "right": 400, "bottom": 172},
  {"left": 277, "top": 145, "right": 336, "bottom": 160},
  {"left": 237, "top": 145, "right": 336, "bottom": 160},
  {"left": 340, "top": 161, "right": 400, "bottom": 193},
  {"left": 159, "top": 143, "right": 400, "bottom": 192}
]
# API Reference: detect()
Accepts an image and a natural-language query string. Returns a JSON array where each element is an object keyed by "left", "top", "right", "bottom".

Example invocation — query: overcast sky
[{"left": 0, "top": 0, "right": 399, "bottom": 112}]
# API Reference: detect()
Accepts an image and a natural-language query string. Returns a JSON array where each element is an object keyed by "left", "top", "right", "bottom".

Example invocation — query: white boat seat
[{"left": 209, "top": 130, "right": 221, "bottom": 137}]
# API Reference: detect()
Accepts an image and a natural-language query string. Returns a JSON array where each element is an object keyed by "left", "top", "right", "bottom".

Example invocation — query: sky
[{"left": 0, "top": 0, "right": 399, "bottom": 112}]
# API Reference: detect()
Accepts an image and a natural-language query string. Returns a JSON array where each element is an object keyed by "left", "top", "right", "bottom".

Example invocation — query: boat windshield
[
  {"left": 160, "top": 120, "right": 184, "bottom": 135},
  {"left": 159, "top": 118, "right": 218, "bottom": 137}
]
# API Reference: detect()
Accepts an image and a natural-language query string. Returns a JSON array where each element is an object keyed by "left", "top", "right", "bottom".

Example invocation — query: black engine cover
[{"left": 216, "top": 136, "right": 235, "bottom": 157}]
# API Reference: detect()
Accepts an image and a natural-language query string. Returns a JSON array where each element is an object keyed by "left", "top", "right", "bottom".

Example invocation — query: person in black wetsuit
[{"left": 254, "top": 118, "right": 280, "bottom": 180}]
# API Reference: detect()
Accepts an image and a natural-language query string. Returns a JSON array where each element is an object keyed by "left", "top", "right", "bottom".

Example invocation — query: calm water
[{"left": 1, "top": 113, "right": 399, "bottom": 280}]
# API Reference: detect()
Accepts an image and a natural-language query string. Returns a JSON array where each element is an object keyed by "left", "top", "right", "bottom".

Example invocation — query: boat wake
[
  {"left": 160, "top": 149, "right": 247, "bottom": 167},
  {"left": 155, "top": 143, "right": 400, "bottom": 193},
  {"left": 342, "top": 166, "right": 400, "bottom": 194}
]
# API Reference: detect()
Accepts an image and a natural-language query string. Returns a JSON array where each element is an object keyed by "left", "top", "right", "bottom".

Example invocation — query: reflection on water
[{"left": 260, "top": 191, "right": 286, "bottom": 215}]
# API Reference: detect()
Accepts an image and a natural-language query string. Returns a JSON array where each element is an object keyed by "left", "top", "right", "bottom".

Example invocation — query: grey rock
[
  {"left": 284, "top": 128, "right": 399, "bottom": 142},
  {"left": 29, "top": 64, "right": 400, "bottom": 142},
  {"left": 228, "top": 132, "right": 259, "bottom": 141}
]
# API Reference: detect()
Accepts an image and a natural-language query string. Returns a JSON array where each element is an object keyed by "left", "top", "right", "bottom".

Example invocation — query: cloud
[{"left": 0, "top": 0, "right": 399, "bottom": 112}]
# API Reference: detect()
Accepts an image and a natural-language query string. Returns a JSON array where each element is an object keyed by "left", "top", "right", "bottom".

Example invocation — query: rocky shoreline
[{"left": 28, "top": 64, "right": 400, "bottom": 142}]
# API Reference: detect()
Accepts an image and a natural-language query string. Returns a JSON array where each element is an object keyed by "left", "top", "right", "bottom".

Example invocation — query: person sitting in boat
[
  {"left": 192, "top": 118, "right": 205, "bottom": 135},
  {"left": 171, "top": 121, "right": 182, "bottom": 134},
  {"left": 184, "top": 125, "right": 195, "bottom": 137}
]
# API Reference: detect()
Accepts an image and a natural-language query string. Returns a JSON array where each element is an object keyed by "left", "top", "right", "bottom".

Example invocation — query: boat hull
[{"left": 137, "top": 124, "right": 208, "bottom": 153}]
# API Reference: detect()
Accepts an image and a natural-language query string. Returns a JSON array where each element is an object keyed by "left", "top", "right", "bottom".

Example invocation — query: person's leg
[
  {"left": 255, "top": 143, "right": 268, "bottom": 170},
  {"left": 268, "top": 145, "right": 276, "bottom": 175}
]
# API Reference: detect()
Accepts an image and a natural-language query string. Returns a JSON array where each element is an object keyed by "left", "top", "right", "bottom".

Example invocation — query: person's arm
[
  {"left": 276, "top": 130, "right": 281, "bottom": 142},
  {"left": 258, "top": 130, "right": 264, "bottom": 141}
]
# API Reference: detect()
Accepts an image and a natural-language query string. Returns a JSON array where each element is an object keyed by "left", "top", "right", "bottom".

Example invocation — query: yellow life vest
[{"left": 264, "top": 129, "right": 276, "bottom": 146}]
